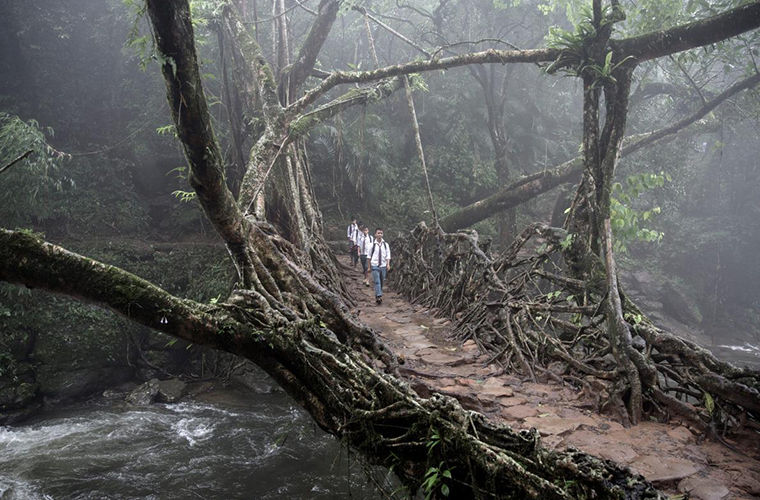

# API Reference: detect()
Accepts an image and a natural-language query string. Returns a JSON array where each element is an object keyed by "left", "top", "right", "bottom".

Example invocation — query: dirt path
[{"left": 339, "top": 256, "right": 760, "bottom": 500}]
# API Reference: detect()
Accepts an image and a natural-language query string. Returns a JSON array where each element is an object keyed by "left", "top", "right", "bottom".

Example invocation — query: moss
[{"left": 0, "top": 237, "right": 234, "bottom": 409}]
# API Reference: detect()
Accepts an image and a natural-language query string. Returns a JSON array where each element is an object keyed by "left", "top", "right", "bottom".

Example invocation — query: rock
[
  {"left": 661, "top": 281, "right": 703, "bottom": 326},
  {"left": 126, "top": 378, "right": 160, "bottom": 405},
  {"left": 678, "top": 475, "right": 730, "bottom": 500},
  {"left": 477, "top": 380, "right": 514, "bottom": 398},
  {"left": 156, "top": 378, "right": 186, "bottom": 403},
  {"left": 631, "top": 335, "right": 646, "bottom": 351},
  {"left": 522, "top": 416, "right": 597, "bottom": 437},
  {"left": 666, "top": 425, "right": 694, "bottom": 443},
  {"left": 563, "top": 430, "right": 638, "bottom": 463},
  {"left": 629, "top": 455, "right": 700, "bottom": 483},
  {"left": 501, "top": 404, "right": 539, "bottom": 420},
  {"left": 386, "top": 314, "right": 412, "bottom": 324},
  {"left": 37, "top": 366, "right": 133, "bottom": 402},
  {"left": 498, "top": 397, "right": 527, "bottom": 407},
  {"left": 461, "top": 340, "right": 478, "bottom": 352}
]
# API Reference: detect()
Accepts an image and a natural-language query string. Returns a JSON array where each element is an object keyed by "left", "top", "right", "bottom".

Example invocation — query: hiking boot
[{"left": 375, "top": 296, "right": 382, "bottom": 305}]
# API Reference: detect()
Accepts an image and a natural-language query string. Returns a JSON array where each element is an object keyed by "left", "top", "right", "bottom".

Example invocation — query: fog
[{"left": 1, "top": 0, "right": 758, "bottom": 368}]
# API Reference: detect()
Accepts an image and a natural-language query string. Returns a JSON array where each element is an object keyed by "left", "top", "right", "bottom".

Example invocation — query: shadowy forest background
[{"left": 2, "top": 0, "right": 759, "bottom": 358}]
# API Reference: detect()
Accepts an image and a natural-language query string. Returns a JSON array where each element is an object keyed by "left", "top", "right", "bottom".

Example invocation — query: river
[
  {"left": 0, "top": 382, "right": 388, "bottom": 499},
  {"left": 3, "top": 343, "right": 757, "bottom": 500}
]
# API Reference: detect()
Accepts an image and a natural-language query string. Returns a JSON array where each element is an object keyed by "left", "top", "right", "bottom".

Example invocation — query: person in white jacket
[
  {"left": 346, "top": 217, "right": 359, "bottom": 267},
  {"left": 369, "top": 228, "right": 391, "bottom": 305},
  {"left": 356, "top": 225, "right": 374, "bottom": 286}
]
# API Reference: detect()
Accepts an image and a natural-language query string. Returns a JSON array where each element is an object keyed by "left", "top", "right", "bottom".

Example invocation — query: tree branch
[
  {"left": 0, "top": 149, "right": 32, "bottom": 176},
  {"left": 286, "top": 47, "right": 559, "bottom": 116},
  {"left": 610, "top": 1, "right": 760, "bottom": 62},
  {"left": 0, "top": 229, "right": 251, "bottom": 349},
  {"left": 440, "top": 71, "right": 760, "bottom": 231},
  {"left": 282, "top": 0, "right": 340, "bottom": 101},
  {"left": 287, "top": 77, "right": 404, "bottom": 135},
  {"left": 147, "top": 0, "right": 255, "bottom": 285}
]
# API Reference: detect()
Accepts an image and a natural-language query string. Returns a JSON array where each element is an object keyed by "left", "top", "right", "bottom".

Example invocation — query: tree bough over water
[{"left": 2, "top": 0, "right": 760, "bottom": 497}]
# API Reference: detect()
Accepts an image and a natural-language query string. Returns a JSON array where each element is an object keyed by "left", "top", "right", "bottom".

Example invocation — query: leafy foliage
[
  {"left": 0, "top": 113, "right": 72, "bottom": 227},
  {"left": 610, "top": 172, "right": 669, "bottom": 253}
]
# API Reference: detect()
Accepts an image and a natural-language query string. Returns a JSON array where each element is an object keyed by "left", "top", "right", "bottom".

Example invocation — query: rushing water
[
  {"left": 711, "top": 342, "right": 760, "bottom": 369},
  {"left": 0, "top": 386, "right": 387, "bottom": 499}
]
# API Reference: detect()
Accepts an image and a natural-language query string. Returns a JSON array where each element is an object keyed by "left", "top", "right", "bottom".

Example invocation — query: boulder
[
  {"left": 126, "top": 378, "right": 160, "bottom": 405},
  {"left": 661, "top": 281, "right": 703, "bottom": 326},
  {"left": 37, "top": 366, "right": 133, "bottom": 402},
  {"left": 156, "top": 378, "right": 186, "bottom": 403}
]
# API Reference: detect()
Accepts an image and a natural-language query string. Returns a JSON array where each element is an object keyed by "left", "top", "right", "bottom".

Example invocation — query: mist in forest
[{"left": 2, "top": 0, "right": 757, "bottom": 363}]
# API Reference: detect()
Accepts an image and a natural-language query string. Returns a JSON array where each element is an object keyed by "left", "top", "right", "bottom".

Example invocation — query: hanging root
[{"left": 389, "top": 222, "right": 760, "bottom": 432}]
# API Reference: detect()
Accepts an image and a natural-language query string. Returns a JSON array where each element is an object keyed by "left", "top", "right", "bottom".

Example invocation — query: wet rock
[
  {"left": 37, "top": 366, "right": 133, "bottom": 402},
  {"left": 126, "top": 378, "right": 160, "bottom": 405},
  {"left": 230, "top": 361, "right": 280, "bottom": 394},
  {"left": 0, "top": 366, "right": 41, "bottom": 424},
  {"left": 156, "top": 378, "right": 186, "bottom": 403}
]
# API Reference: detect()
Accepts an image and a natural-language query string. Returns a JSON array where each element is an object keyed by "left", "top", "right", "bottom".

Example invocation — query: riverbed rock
[
  {"left": 0, "top": 363, "right": 41, "bottom": 424},
  {"left": 37, "top": 366, "right": 133, "bottom": 402},
  {"left": 156, "top": 378, "right": 186, "bottom": 403},
  {"left": 126, "top": 378, "right": 160, "bottom": 405}
]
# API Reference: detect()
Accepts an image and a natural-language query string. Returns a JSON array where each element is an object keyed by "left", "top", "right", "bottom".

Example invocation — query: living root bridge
[
  {"left": 389, "top": 222, "right": 760, "bottom": 431},
  {"left": 0, "top": 227, "right": 664, "bottom": 498}
]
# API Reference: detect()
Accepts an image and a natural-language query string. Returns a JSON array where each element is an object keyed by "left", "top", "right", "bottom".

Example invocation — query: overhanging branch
[
  {"left": 287, "top": 77, "right": 404, "bottom": 135},
  {"left": 440, "top": 71, "right": 760, "bottom": 231}
]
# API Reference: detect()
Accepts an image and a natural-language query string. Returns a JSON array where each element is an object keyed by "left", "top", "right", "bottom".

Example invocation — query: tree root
[{"left": 389, "top": 222, "right": 760, "bottom": 433}]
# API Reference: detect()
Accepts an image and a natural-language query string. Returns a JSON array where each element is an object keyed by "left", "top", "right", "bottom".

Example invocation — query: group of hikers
[{"left": 346, "top": 217, "right": 390, "bottom": 305}]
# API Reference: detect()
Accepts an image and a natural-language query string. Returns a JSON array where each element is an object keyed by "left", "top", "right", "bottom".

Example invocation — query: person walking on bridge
[
  {"left": 346, "top": 217, "right": 359, "bottom": 267},
  {"left": 357, "top": 225, "right": 374, "bottom": 286},
  {"left": 369, "top": 228, "right": 391, "bottom": 305}
]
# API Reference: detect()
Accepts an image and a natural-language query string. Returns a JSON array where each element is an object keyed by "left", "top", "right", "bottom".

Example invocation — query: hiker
[
  {"left": 369, "top": 228, "right": 391, "bottom": 305},
  {"left": 346, "top": 217, "right": 359, "bottom": 267},
  {"left": 357, "top": 225, "right": 374, "bottom": 286}
]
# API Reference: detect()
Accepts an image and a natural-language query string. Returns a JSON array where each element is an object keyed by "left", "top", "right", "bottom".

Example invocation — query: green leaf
[{"left": 704, "top": 392, "right": 715, "bottom": 415}]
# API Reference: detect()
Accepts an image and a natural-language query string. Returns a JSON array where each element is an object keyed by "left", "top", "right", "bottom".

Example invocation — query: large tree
[{"left": 2, "top": 0, "right": 760, "bottom": 497}]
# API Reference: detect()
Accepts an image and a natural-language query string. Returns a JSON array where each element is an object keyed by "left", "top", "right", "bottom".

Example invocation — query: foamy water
[{"left": 0, "top": 389, "right": 386, "bottom": 499}]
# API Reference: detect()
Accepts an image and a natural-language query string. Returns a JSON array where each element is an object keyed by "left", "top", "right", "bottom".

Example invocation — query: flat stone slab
[
  {"left": 522, "top": 416, "right": 597, "bottom": 437},
  {"left": 563, "top": 430, "right": 639, "bottom": 463},
  {"left": 476, "top": 380, "right": 514, "bottom": 398},
  {"left": 393, "top": 324, "right": 428, "bottom": 335},
  {"left": 630, "top": 455, "right": 700, "bottom": 483},
  {"left": 678, "top": 476, "right": 730, "bottom": 500},
  {"left": 498, "top": 397, "right": 527, "bottom": 408},
  {"left": 501, "top": 404, "right": 539, "bottom": 420},
  {"left": 666, "top": 425, "right": 694, "bottom": 443},
  {"left": 414, "top": 349, "right": 462, "bottom": 364},
  {"left": 385, "top": 314, "right": 412, "bottom": 324}
]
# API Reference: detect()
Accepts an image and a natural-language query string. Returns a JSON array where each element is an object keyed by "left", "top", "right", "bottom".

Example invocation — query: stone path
[{"left": 340, "top": 256, "right": 760, "bottom": 500}]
